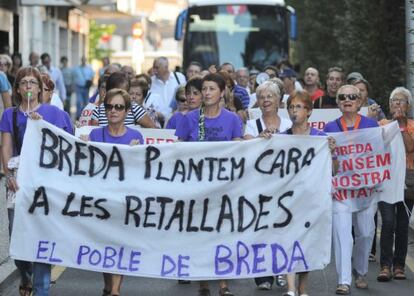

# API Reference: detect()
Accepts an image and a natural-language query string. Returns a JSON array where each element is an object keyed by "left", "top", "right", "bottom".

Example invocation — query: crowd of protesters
[{"left": 0, "top": 51, "right": 413, "bottom": 296}]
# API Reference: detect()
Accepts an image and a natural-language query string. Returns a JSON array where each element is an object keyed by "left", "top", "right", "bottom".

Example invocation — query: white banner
[
  {"left": 11, "top": 120, "right": 333, "bottom": 280},
  {"left": 76, "top": 126, "right": 177, "bottom": 144},
  {"left": 248, "top": 107, "right": 368, "bottom": 130},
  {"left": 329, "top": 121, "right": 405, "bottom": 212}
]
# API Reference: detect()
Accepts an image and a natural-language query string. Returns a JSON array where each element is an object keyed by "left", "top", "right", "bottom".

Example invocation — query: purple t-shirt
[
  {"left": 323, "top": 115, "right": 378, "bottom": 133},
  {"left": 175, "top": 108, "right": 243, "bottom": 142},
  {"left": 89, "top": 126, "right": 144, "bottom": 145},
  {"left": 166, "top": 112, "right": 185, "bottom": 129},
  {"left": 0, "top": 104, "right": 73, "bottom": 156},
  {"left": 283, "top": 127, "right": 327, "bottom": 136}
]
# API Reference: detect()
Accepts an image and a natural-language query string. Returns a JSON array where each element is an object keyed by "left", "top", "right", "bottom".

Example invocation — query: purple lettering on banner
[
  {"left": 214, "top": 245, "right": 233, "bottom": 275},
  {"left": 89, "top": 249, "right": 102, "bottom": 266},
  {"left": 129, "top": 251, "right": 141, "bottom": 272},
  {"left": 288, "top": 241, "right": 308, "bottom": 272},
  {"left": 236, "top": 241, "right": 250, "bottom": 275},
  {"left": 49, "top": 242, "right": 63, "bottom": 263},
  {"left": 271, "top": 243, "right": 288, "bottom": 274},
  {"left": 178, "top": 255, "right": 190, "bottom": 277},
  {"left": 117, "top": 247, "right": 128, "bottom": 271},
  {"left": 252, "top": 243, "right": 267, "bottom": 273},
  {"left": 77, "top": 245, "right": 91, "bottom": 265},
  {"left": 36, "top": 241, "right": 49, "bottom": 260},
  {"left": 103, "top": 246, "right": 117, "bottom": 268},
  {"left": 161, "top": 255, "right": 176, "bottom": 276}
]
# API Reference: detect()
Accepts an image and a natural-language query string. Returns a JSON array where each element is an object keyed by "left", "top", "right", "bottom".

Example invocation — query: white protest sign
[
  {"left": 328, "top": 121, "right": 405, "bottom": 212},
  {"left": 248, "top": 107, "right": 368, "bottom": 130},
  {"left": 11, "top": 120, "right": 333, "bottom": 280},
  {"left": 76, "top": 126, "right": 177, "bottom": 144}
]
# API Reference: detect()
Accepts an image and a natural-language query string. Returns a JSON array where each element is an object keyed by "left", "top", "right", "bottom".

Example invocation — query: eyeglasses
[
  {"left": 0, "top": 62, "right": 8, "bottom": 67},
  {"left": 337, "top": 93, "right": 359, "bottom": 101},
  {"left": 43, "top": 88, "right": 51, "bottom": 92},
  {"left": 19, "top": 80, "right": 39, "bottom": 87},
  {"left": 390, "top": 97, "right": 408, "bottom": 104},
  {"left": 104, "top": 103, "right": 126, "bottom": 111},
  {"left": 288, "top": 104, "right": 307, "bottom": 110}
]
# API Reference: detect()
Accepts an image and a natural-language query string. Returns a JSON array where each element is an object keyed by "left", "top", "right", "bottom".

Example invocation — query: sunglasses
[
  {"left": 104, "top": 103, "right": 126, "bottom": 111},
  {"left": 338, "top": 93, "right": 359, "bottom": 101}
]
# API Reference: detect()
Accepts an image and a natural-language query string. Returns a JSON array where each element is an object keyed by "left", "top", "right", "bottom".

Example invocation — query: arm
[
  {"left": 1, "top": 91, "right": 12, "bottom": 108},
  {"left": 137, "top": 113, "right": 157, "bottom": 128},
  {"left": 2, "top": 132, "right": 18, "bottom": 192}
]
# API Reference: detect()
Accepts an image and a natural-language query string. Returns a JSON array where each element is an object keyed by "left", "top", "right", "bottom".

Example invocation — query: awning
[
  {"left": 79, "top": 5, "right": 132, "bottom": 19},
  {"left": 20, "top": 0, "right": 83, "bottom": 6}
]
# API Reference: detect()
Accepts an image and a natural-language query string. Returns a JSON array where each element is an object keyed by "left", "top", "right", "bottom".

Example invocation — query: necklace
[{"left": 340, "top": 115, "right": 361, "bottom": 131}]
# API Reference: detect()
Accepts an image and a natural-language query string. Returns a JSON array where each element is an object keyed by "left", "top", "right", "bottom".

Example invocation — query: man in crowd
[
  {"left": 314, "top": 67, "right": 344, "bottom": 109},
  {"left": 60, "top": 56, "right": 74, "bottom": 113},
  {"left": 29, "top": 52, "right": 40, "bottom": 68},
  {"left": 40, "top": 52, "right": 67, "bottom": 103},
  {"left": 279, "top": 68, "right": 298, "bottom": 105},
  {"left": 303, "top": 67, "right": 324, "bottom": 101},
  {"left": 73, "top": 56, "right": 95, "bottom": 118},
  {"left": 186, "top": 61, "right": 202, "bottom": 80},
  {"left": 149, "top": 56, "right": 186, "bottom": 119},
  {"left": 220, "top": 62, "right": 250, "bottom": 108},
  {"left": 236, "top": 67, "right": 250, "bottom": 95}
]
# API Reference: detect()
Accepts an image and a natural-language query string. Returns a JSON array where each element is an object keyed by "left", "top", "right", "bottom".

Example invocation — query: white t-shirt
[
  {"left": 50, "top": 93, "right": 64, "bottom": 110},
  {"left": 149, "top": 72, "right": 186, "bottom": 118},
  {"left": 244, "top": 116, "right": 292, "bottom": 138}
]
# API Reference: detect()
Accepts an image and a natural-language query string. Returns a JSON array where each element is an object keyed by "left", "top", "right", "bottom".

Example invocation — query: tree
[{"left": 88, "top": 20, "right": 116, "bottom": 62}]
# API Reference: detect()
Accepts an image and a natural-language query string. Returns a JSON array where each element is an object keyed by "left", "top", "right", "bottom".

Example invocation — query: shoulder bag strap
[
  {"left": 12, "top": 107, "right": 21, "bottom": 155},
  {"left": 173, "top": 71, "right": 180, "bottom": 85},
  {"left": 256, "top": 118, "right": 263, "bottom": 134}
]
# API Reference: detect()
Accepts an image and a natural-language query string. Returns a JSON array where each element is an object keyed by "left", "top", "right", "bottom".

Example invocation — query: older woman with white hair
[
  {"left": 323, "top": 84, "right": 379, "bottom": 295},
  {"left": 376, "top": 87, "right": 414, "bottom": 282},
  {"left": 244, "top": 81, "right": 291, "bottom": 140}
]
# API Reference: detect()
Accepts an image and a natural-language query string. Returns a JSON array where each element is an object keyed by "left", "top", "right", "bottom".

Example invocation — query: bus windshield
[{"left": 184, "top": 4, "right": 288, "bottom": 70}]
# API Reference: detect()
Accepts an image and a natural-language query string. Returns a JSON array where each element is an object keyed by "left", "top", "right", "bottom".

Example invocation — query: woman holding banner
[
  {"left": 244, "top": 80, "right": 291, "bottom": 140},
  {"left": 323, "top": 85, "right": 378, "bottom": 295},
  {"left": 86, "top": 88, "right": 143, "bottom": 296},
  {"left": 175, "top": 73, "right": 243, "bottom": 296},
  {"left": 279, "top": 90, "right": 338, "bottom": 296},
  {"left": 376, "top": 87, "right": 414, "bottom": 282},
  {"left": 0, "top": 66, "right": 73, "bottom": 296}
]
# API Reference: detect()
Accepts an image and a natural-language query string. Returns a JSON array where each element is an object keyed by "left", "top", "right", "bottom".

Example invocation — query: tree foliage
[
  {"left": 88, "top": 20, "right": 116, "bottom": 62},
  {"left": 286, "top": 0, "right": 406, "bottom": 109}
]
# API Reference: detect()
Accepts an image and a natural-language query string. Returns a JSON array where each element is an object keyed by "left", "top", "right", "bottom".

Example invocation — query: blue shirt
[
  {"left": 0, "top": 72, "right": 11, "bottom": 93},
  {"left": 73, "top": 65, "right": 95, "bottom": 88},
  {"left": 47, "top": 66, "right": 67, "bottom": 101}
]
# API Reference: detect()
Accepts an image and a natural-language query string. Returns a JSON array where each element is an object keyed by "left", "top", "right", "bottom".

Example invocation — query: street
[{"left": 2, "top": 233, "right": 414, "bottom": 296}]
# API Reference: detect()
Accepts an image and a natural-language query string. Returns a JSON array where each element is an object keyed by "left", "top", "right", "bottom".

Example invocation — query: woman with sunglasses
[
  {"left": 87, "top": 88, "right": 143, "bottom": 296},
  {"left": 175, "top": 73, "right": 242, "bottom": 296},
  {"left": 0, "top": 66, "right": 73, "bottom": 296},
  {"left": 376, "top": 87, "right": 414, "bottom": 282},
  {"left": 166, "top": 86, "right": 189, "bottom": 129},
  {"left": 323, "top": 85, "right": 378, "bottom": 295}
]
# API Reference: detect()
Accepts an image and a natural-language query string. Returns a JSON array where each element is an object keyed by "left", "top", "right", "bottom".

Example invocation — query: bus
[{"left": 175, "top": 0, "right": 296, "bottom": 70}]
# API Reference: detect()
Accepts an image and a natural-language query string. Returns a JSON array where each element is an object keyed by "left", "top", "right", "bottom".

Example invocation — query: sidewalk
[{"left": 0, "top": 177, "right": 18, "bottom": 293}]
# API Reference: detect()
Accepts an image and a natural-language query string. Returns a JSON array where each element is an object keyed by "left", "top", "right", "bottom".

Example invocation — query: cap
[
  {"left": 279, "top": 68, "right": 297, "bottom": 79},
  {"left": 346, "top": 72, "right": 364, "bottom": 83}
]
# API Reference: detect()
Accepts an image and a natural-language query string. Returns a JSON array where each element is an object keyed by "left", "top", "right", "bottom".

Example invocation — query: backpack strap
[
  {"left": 12, "top": 107, "right": 21, "bottom": 155},
  {"left": 144, "top": 91, "right": 151, "bottom": 104},
  {"left": 173, "top": 71, "right": 181, "bottom": 85},
  {"left": 256, "top": 118, "right": 263, "bottom": 134}
]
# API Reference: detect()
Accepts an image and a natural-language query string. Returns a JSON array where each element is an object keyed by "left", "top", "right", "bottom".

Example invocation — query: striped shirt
[{"left": 92, "top": 103, "right": 147, "bottom": 126}]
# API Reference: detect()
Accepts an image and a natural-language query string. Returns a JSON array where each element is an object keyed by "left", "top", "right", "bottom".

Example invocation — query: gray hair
[
  {"left": 256, "top": 80, "right": 281, "bottom": 100},
  {"left": 389, "top": 87, "right": 413, "bottom": 106}
]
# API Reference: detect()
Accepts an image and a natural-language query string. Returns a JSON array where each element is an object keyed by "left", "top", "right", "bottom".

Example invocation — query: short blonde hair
[
  {"left": 336, "top": 84, "right": 361, "bottom": 104},
  {"left": 0, "top": 54, "right": 12, "bottom": 72}
]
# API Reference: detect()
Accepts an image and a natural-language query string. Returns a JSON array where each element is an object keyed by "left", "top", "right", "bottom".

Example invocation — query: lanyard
[{"left": 340, "top": 115, "right": 361, "bottom": 131}]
